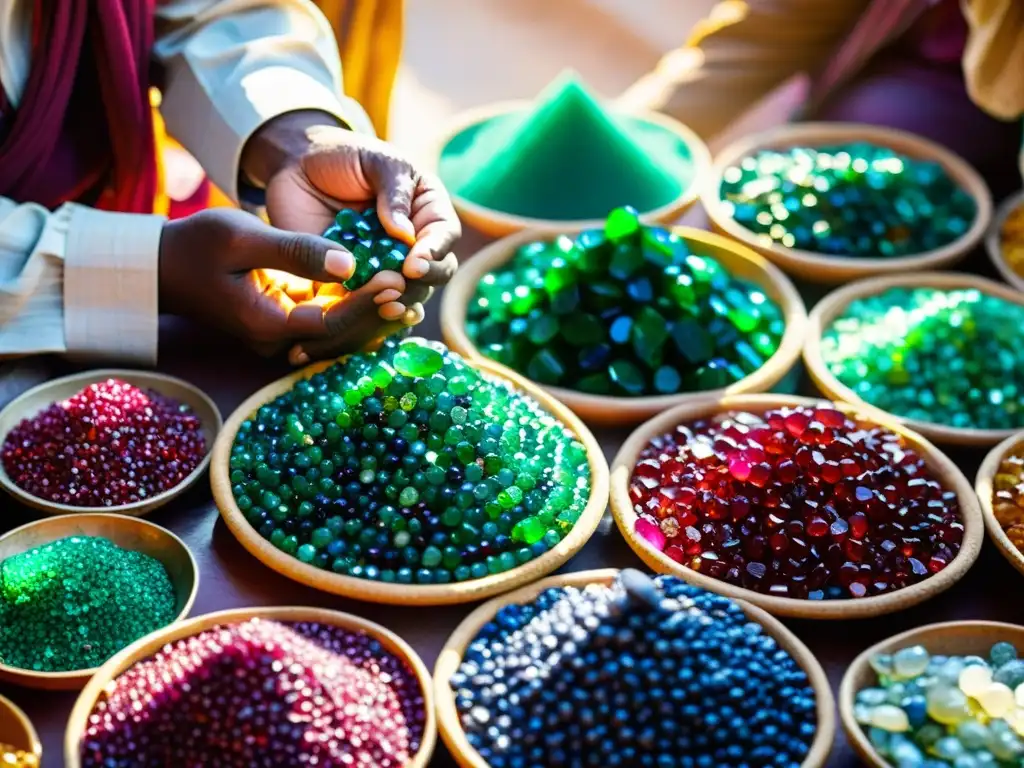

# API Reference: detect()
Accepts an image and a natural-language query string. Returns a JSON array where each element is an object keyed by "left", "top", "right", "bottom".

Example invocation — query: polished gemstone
[
  {"left": 719, "top": 143, "right": 976, "bottom": 257},
  {"left": 465, "top": 208, "right": 785, "bottom": 398},
  {"left": 323, "top": 207, "right": 409, "bottom": 290}
]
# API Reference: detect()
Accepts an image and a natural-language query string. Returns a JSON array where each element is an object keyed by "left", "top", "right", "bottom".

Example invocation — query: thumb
[{"left": 254, "top": 227, "right": 357, "bottom": 283}]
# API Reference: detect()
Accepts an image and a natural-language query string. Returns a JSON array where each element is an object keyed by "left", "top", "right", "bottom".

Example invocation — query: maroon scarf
[{"left": 0, "top": 0, "right": 157, "bottom": 213}]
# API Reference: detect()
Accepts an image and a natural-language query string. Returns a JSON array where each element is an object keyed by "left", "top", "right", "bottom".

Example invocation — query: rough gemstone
[{"left": 323, "top": 207, "right": 409, "bottom": 290}]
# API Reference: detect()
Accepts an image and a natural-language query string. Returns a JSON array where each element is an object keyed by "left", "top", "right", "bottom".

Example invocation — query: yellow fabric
[
  {"left": 314, "top": 0, "right": 404, "bottom": 138},
  {"left": 621, "top": 0, "right": 1024, "bottom": 140},
  {"left": 962, "top": 0, "right": 1024, "bottom": 120},
  {"left": 150, "top": 90, "right": 171, "bottom": 217}
]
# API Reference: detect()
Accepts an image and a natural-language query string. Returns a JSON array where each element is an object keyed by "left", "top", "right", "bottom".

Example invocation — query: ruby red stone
[
  {"left": 629, "top": 404, "right": 962, "bottom": 600},
  {"left": 1, "top": 379, "right": 206, "bottom": 507}
]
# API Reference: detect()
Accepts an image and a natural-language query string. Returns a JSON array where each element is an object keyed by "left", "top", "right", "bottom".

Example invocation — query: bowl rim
[
  {"left": 439, "top": 225, "right": 808, "bottom": 426},
  {"left": 435, "top": 99, "right": 713, "bottom": 236},
  {"left": 608, "top": 393, "right": 984, "bottom": 619},
  {"left": 63, "top": 605, "right": 438, "bottom": 768},
  {"left": 432, "top": 567, "right": 835, "bottom": 768},
  {"left": 210, "top": 352, "right": 610, "bottom": 605},
  {"left": 0, "top": 692, "right": 42, "bottom": 757},
  {"left": 838, "top": 620, "right": 1024, "bottom": 768},
  {"left": 975, "top": 430, "right": 1024, "bottom": 577},
  {"left": 700, "top": 122, "right": 993, "bottom": 281},
  {"left": 0, "top": 512, "right": 199, "bottom": 688},
  {"left": 0, "top": 369, "right": 222, "bottom": 517},
  {"left": 984, "top": 188, "right": 1024, "bottom": 292},
  {"left": 804, "top": 271, "right": 1024, "bottom": 447}
]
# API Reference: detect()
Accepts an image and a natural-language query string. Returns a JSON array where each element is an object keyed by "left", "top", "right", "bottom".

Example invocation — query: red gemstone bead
[{"left": 627, "top": 404, "right": 962, "bottom": 600}]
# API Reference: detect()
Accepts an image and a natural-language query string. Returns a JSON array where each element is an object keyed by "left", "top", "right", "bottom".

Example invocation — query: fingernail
[
  {"left": 393, "top": 215, "right": 415, "bottom": 242},
  {"left": 404, "top": 257, "right": 429, "bottom": 279},
  {"left": 374, "top": 289, "right": 403, "bottom": 305},
  {"left": 289, "top": 347, "right": 310, "bottom": 366},
  {"left": 325, "top": 249, "right": 354, "bottom": 279}
]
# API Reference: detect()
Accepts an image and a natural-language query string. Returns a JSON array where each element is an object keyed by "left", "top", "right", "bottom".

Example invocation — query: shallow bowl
[
  {"left": 0, "top": 693, "right": 41, "bottom": 758},
  {"left": 441, "top": 226, "right": 806, "bottom": 426},
  {"left": 839, "top": 621, "right": 1024, "bottom": 767},
  {"left": 436, "top": 100, "right": 711, "bottom": 237},
  {"left": 975, "top": 430, "right": 1024, "bottom": 578},
  {"left": 0, "top": 513, "right": 198, "bottom": 689},
  {"left": 609, "top": 393, "right": 983, "bottom": 619},
  {"left": 804, "top": 272, "right": 1024, "bottom": 447},
  {"left": 211, "top": 356, "right": 609, "bottom": 605},
  {"left": 434, "top": 568, "right": 835, "bottom": 768},
  {"left": 702, "top": 122, "right": 992, "bottom": 283},
  {"left": 985, "top": 189, "right": 1024, "bottom": 292},
  {"left": 0, "top": 369, "right": 221, "bottom": 516},
  {"left": 64, "top": 606, "right": 436, "bottom": 768}
]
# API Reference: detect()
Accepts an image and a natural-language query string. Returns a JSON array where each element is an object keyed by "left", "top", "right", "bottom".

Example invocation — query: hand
[
  {"left": 242, "top": 113, "right": 461, "bottom": 328},
  {"left": 158, "top": 208, "right": 410, "bottom": 356}
]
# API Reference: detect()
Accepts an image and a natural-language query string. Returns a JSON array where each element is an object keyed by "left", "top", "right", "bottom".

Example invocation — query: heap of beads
[
  {"left": 466, "top": 206, "right": 785, "bottom": 397},
  {"left": 1001, "top": 200, "right": 1024, "bottom": 279},
  {"left": 452, "top": 569, "right": 817, "bottom": 767},
  {"left": 0, "top": 536, "right": 176, "bottom": 672},
  {"left": 80, "top": 618, "right": 426, "bottom": 767},
  {"left": 0, "top": 378, "right": 206, "bottom": 507},
  {"left": 628, "top": 404, "right": 962, "bottom": 600},
  {"left": 229, "top": 338, "right": 591, "bottom": 585},
  {"left": 0, "top": 745, "right": 38, "bottom": 768},
  {"left": 719, "top": 143, "right": 975, "bottom": 257},
  {"left": 991, "top": 445, "right": 1024, "bottom": 555},
  {"left": 820, "top": 287, "right": 1024, "bottom": 430},
  {"left": 323, "top": 207, "right": 409, "bottom": 290},
  {"left": 856, "top": 641, "right": 1024, "bottom": 766}
]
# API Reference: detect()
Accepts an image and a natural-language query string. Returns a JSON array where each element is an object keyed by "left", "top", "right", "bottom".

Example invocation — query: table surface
[{"left": 1, "top": 230, "right": 1021, "bottom": 768}]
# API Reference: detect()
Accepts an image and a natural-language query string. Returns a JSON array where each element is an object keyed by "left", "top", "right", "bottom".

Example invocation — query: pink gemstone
[{"left": 634, "top": 518, "right": 666, "bottom": 551}]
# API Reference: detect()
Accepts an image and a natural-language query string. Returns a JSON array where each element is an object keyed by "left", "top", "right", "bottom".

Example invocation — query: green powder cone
[{"left": 443, "top": 71, "right": 688, "bottom": 221}]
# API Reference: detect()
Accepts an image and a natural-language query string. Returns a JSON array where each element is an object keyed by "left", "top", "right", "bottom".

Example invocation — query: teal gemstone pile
[
  {"left": 228, "top": 338, "right": 591, "bottom": 585},
  {"left": 821, "top": 287, "right": 1024, "bottom": 430},
  {"left": 720, "top": 143, "right": 976, "bottom": 257},
  {"left": 323, "top": 208, "right": 409, "bottom": 290},
  {"left": 465, "top": 206, "right": 785, "bottom": 397}
]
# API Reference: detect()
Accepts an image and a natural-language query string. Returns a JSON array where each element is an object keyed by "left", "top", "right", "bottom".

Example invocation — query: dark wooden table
[{"left": 1, "top": 228, "right": 1021, "bottom": 768}]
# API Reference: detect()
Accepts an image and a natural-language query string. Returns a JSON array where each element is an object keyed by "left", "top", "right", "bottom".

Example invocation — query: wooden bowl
[
  {"left": 434, "top": 568, "right": 835, "bottom": 768},
  {"left": 441, "top": 226, "right": 807, "bottom": 426},
  {"left": 435, "top": 100, "right": 712, "bottom": 238},
  {"left": 975, "top": 430, "right": 1024, "bottom": 578},
  {"left": 609, "top": 394, "right": 983, "bottom": 619},
  {"left": 0, "top": 369, "right": 221, "bottom": 516},
  {"left": 701, "top": 122, "right": 993, "bottom": 283},
  {"left": 0, "top": 513, "right": 198, "bottom": 689},
  {"left": 64, "top": 606, "right": 436, "bottom": 768},
  {"left": 0, "top": 693, "right": 41, "bottom": 759},
  {"left": 985, "top": 189, "right": 1024, "bottom": 292},
  {"left": 839, "top": 621, "right": 1024, "bottom": 767},
  {"left": 211, "top": 355, "right": 609, "bottom": 605},
  {"left": 804, "top": 272, "right": 1024, "bottom": 447}
]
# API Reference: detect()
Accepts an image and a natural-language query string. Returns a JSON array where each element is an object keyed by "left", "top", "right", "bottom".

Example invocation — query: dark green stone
[
  {"left": 631, "top": 306, "right": 669, "bottom": 365},
  {"left": 562, "top": 313, "right": 605, "bottom": 346},
  {"left": 527, "top": 349, "right": 565, "bottom": 384},
  {"left": 609, "top": 359, "right": 645, "bottom": 394}
]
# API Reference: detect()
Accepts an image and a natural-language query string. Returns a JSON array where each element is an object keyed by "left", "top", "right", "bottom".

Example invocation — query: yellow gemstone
[
  {"left": 960, "top": 664, "right": 994, "bottom": 698},
  {"left": 869, "top": 704, "right": 910, "bottom": 732},
  {"left": 978, "top": 682, "right": 1016, "bottom": 717},
  {"left": 1006, "top": 708, "right": 1024, "bottom": 737}
]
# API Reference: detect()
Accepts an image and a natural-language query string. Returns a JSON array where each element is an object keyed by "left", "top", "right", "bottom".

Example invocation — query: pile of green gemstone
[
  {"left": 821, "top": 287, "right": 1024, "bottom": 430},
  {"left": 855, "top": 641, "right": 1024, "bottom": 766},
  {"left": 0, "top": 536, "right": 176, "bottom": 672},
  {"left": 228, "top": 338, "right": 591, "bottom": 585},
  {"left": 323, "top": 207, "right": 409, "bottom": 290},
  {"left": 719, "top": 143, "right": 976, "bottom": 257},
  {"left": 464, "top": 206, "right": 785, "bottom": 397}
]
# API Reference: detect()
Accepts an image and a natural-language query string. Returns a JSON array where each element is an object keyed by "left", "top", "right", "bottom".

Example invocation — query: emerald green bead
[
  {"left": 821, "top": 287, "right": 1024, "bottom": 429},
  {"left": 720, "top": 143, "right": 976, "bottom": 257},
  {"left": 465, "top": 207, "right": 784, "bottom": 398},
  {"left": 229, "top": 338, "right": 592, "bottom": 586}
]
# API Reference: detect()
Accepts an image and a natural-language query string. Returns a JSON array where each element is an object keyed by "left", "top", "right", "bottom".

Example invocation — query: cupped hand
[
  {"left": 158, "top": 208, "right": 409, "bottom": 357},
  {"left": 250, "top": 114, "right": 460, "bottom": 311}
]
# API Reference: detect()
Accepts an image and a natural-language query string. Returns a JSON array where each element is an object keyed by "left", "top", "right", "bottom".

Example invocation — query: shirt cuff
[
  {"left": 163, "top": 67, "right": 373, "bottom": 205},
  {"left": 64, "top": 206, "right": 164, "bottom": 365}
]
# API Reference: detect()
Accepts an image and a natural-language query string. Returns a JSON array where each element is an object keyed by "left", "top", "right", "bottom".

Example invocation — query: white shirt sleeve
[{"left": 153, "top": 0, "right": 374, "bottom": 201}]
